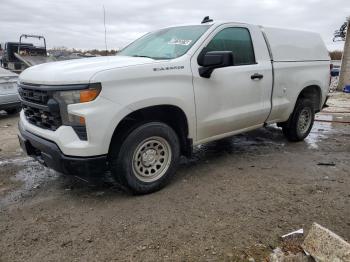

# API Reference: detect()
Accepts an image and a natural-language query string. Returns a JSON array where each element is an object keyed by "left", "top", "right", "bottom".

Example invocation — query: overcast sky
[{"left": 1, "top": 0, "right": 349, "bottom": 51}]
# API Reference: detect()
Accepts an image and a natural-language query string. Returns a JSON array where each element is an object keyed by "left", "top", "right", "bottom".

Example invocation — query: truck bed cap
[{"left": 262, "top": 26, "right": 329, "bottom": 62}]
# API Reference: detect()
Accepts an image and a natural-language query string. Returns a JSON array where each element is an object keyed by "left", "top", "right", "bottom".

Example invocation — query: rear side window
[{"left": 206, "top": 27, "right": 256, "bottom": 65}]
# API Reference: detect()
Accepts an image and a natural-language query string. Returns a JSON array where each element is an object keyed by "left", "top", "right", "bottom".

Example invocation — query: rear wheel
[
  {"left": 282, "top": 98, "right": 315, "bottom": 141},
  {"left": 109, "top": 122, "right": 180, "bottom": 194}
]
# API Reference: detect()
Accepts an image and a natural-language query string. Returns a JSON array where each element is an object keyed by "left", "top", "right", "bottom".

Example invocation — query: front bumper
[
  {"left": 19, "top": 94, "right": 131, "bottom": 157},
  {"left": 18, "top": 121, "right": 107, "bottom": 177}
]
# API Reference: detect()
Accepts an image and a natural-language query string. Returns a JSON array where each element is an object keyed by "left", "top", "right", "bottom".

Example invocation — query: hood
[{"left": 19, "top": 55, "right": 157, "bottom": 85}]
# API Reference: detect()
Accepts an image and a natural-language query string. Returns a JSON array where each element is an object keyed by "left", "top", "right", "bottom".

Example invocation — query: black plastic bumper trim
[{"left": 18, "top": 121, "right": 107, "bottom": 177}]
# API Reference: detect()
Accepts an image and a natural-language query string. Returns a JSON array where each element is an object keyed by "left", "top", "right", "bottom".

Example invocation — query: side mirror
[{"left": 197, "top": 51, "right": 234, "bottom": 78}]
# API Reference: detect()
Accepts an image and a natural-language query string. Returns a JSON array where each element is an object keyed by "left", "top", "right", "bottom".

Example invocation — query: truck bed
[{"left": 14, "top": 53, "right": 56, "bottom": 67}]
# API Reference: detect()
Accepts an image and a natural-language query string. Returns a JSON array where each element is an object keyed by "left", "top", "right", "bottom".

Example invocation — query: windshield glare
[{"left": 118, "top": 25, "right": 211, "bottom": 60}]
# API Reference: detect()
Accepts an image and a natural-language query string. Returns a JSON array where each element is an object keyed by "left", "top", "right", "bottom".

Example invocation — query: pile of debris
[{"left": 269, "top": 223, "right": 350, "bottom": 262}]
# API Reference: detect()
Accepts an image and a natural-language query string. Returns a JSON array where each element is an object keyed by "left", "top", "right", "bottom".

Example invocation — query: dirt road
[{"left": 0, "top": 93, "right": 349, "bottom": 261}]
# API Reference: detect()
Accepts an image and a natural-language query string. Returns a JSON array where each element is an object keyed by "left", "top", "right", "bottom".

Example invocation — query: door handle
[{"left": 251, "top": 73, "right": 264, "bottom": 80}]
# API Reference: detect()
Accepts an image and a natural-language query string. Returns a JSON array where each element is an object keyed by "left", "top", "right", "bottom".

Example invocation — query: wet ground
[{"left": 0, "top": 92, "right": 349, "bottom": 261}]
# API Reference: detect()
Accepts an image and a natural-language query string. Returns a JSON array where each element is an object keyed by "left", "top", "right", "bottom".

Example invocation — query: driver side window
[{"left": 206, "top": 27, "right": 256, "bottom": 66}]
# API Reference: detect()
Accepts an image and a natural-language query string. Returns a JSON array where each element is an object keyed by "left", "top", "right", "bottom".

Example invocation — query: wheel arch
[
  {"left": 108, "top": 104, "right": 193, "bottom": 160},
  {"left": 296, "top": 85, "right": 322, "bottom": 112}
]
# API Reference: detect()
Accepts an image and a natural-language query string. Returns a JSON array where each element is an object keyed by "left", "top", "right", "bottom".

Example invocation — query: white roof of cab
[
  {"left": 165, "top": 22, "right": 329, "bottom": 62},
  {"left": 166, "top": 21, "right": 248, "bottom": 28}
]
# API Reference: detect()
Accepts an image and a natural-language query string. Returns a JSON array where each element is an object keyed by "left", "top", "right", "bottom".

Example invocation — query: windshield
[{"left": 118, "top": 25, "right": 211, "bottom": 60}]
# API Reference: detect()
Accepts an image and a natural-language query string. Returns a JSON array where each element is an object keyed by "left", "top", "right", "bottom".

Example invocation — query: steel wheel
[
  {"left": 297, "top": 107, "right": 312, "bottom": 135},
  {"left": 132, "top": 136, "right": 172, "bottom": 183}
]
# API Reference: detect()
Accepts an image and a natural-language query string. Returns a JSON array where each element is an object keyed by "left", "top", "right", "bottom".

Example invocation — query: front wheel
[
  {"left": 282, "top": 98, "right": 315, "bottom": 142},
  {"left": 109, "top": 122, "right": 180, "bottom": 194}
]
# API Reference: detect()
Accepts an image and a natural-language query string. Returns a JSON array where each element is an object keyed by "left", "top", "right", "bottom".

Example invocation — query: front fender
[{"left": 91, "top": 60, "right": 197, "bottom": 142}]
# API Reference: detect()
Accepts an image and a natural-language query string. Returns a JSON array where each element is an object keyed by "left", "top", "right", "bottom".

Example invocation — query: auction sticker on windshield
[{"left": 168, "top": 39, "right": 192, "bottom": 46}]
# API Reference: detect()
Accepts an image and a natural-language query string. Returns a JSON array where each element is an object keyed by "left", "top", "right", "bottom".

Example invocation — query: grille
[
  {"left": 19, "top": 87, "right": 49, "bottom": 105},
  {"left": 19, "top": 85, "right": 62, "bottom": 131},
  {"left": 22, "top": 104, "right": 62, "bottom": 130}
]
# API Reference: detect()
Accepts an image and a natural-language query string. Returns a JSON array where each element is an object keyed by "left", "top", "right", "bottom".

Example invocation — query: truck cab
[{"left": 18, "top": 20, "right": 330, "bottom": 194}]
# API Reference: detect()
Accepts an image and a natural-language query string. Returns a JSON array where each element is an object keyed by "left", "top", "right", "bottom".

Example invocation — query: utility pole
[
  {"left": 103, "top": 5, "right": 108, "bottom": 56},
  {"left": 337, "top": 17, "right": 350, "bottom": 91}
]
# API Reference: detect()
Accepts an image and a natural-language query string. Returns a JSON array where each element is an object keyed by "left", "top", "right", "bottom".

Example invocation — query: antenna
[
  {"left": 103, "top": 5, "right": 108, "bottom": 55},
  {"left": 201, "top": 16, "right": 213, "bottom": 24}
]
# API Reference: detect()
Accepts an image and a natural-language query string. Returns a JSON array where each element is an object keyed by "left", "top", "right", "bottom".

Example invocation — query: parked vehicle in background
[
  {"left": 330, "top": 60, "right": 341, "bottom": 77},
  {"left": 2, "top": 42, "right": 33, "bottom": 72},
  {"left": 18, "top": 19, "right": 330, "bottom": 194},
  {"left": 2, "top": 35, "right": 49, "bottom": 73},
  {"left": 0, "top": 67, "right": 20, "bottom": 114}
]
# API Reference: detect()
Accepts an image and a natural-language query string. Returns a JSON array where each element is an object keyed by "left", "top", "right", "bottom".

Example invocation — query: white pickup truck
[{"left": 18, "top": 19, "right": 330, "bottom": 194}]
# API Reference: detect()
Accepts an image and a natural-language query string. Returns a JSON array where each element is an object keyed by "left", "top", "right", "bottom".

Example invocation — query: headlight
[
  {"left": 53, "top": 83, "right": 101, "bottom": 105},
  {"left": 53, "top": 83, "right": 101, "bottom": 126}
]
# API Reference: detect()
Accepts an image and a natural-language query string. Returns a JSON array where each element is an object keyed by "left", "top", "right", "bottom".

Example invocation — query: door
[{"left": 191, "top": 24, "right": 273, "bottom": 142}]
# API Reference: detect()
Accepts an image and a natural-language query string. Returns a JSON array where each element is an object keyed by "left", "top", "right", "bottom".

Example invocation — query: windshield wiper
[
  {"left": 130, "top": 55, "right": 170, "bottom": 60},
  {"left": 132, "top": 55, "right": 154, "bottom": 59}
]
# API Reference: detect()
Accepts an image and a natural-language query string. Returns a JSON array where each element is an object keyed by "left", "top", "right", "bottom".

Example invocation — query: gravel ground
[{"left": 0, "top": 93, "right": 349, "bottom": 261}]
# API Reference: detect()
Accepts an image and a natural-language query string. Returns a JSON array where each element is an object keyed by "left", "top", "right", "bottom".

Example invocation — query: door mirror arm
[{"left": 197, "top": 51, "right": 234, "bottom": 78}]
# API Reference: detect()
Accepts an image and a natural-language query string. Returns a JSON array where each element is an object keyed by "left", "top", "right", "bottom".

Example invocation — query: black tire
[
  {"left": 5, "top": 108, "right": 19, "bottom": 115},
  {"left": 109, "top": 122, "right": 180, "bottom": 194},
  {"left": 282, "top": 98, "right": 315, "bottom": 142}
]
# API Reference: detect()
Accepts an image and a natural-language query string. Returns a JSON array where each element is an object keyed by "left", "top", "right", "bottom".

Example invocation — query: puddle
[
  {"left": 0, "top": 158, "right": 58, "bottom": 208},
  {"left": 306, "top": 112, "right": 350, "bottom": 149},
  {"left": 13, "top": 161, "right": 58, "bottom": 192},
  {"left": 0, "top": 157, "right": 116, "bottom": 208},
  {"left": 318, "top": 112, "right": 350, "bottom": 122},
  {"left": 305, "top": 116, "right": 333, "bottom": 150},
  {"left": 0, "top": 156, "right": 31, "bottom": 166}
]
